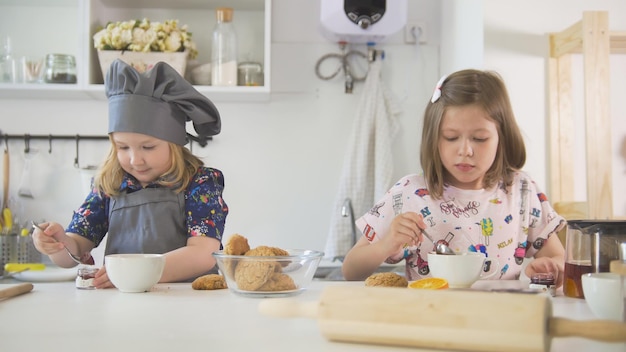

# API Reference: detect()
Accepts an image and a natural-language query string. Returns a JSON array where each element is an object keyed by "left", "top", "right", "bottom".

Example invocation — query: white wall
[
  {"left": 441, "top": 0, "right": 484, "bottom": 73},
  {"left": 0, "top": 0, "right": 624, "bottom": 261},
  {"left": 0, "top": 0, "right": 440, "bottom": 256}
]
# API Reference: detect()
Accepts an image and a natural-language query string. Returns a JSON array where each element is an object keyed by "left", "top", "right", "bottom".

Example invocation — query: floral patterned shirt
[{"left": 67, "top": 167, "right": 228, "bottom": 248}]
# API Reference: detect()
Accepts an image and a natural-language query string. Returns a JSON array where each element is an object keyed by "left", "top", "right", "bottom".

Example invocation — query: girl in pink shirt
[{"left": 342, "top": 69, "right": 566, "bottom": 286}]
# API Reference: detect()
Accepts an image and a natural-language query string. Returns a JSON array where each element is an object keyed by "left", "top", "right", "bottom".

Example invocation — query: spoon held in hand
[{"left": 31, "top": 221, "right": 88, "bottom": 264}]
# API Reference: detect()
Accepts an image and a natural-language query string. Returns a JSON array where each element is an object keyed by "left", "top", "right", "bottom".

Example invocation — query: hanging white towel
[{"left": 324, "top": 59, "right": 401, "bottom": 259}]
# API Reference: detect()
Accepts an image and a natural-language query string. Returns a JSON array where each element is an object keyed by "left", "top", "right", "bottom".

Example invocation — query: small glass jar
[
  {"left": 237, "top": 61, "right": 263, "bottom": 86},
  {"left": 76, "top": 266, "right": 98, "bottom": 290},
  {"left": 529, "top": 273, "right": 556, "bottom": 297},
  {"left": 43, "top": 54, "right": 77, "bottom": 84}
]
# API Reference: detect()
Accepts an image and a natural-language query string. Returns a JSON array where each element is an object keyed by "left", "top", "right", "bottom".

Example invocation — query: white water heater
[{"left": 319, "top": 0, "right": 407, "bottom": 44}]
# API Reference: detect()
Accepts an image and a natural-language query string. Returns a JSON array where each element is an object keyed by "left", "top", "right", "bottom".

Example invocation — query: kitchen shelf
[{"left": 0, "top": 0, "right": 271, "bottom": 102}]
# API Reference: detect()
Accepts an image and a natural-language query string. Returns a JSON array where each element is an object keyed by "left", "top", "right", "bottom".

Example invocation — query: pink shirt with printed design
[{"left": 355, "top": 171, "right": 565, "bottom": 282}]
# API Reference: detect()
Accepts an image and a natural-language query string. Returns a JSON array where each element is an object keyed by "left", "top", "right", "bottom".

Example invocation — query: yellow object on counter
[
  {"left": 2, "top": 207, "right": 12, "bottom": 231},
  {"left": 4, "top": 263, "right": 46, "bottom": 272}
]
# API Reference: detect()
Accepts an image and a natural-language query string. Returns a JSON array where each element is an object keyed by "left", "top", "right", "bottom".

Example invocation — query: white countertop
[{"left": 0, "top": 278, "right": 624, "bottom": 352}]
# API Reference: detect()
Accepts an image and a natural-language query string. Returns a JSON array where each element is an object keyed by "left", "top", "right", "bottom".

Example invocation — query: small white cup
[
  {"left": 581, "top": 272, "right": 624, "bottom": 321},
  {"left": 105, "top": 253, "right": 165, "bottom": 293},
  {"left": 427, "top": 252, "right": 500, "bottom": 288}
]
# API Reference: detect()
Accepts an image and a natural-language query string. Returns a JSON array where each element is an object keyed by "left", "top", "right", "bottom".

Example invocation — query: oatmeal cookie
[
  {"left": 233, "top": 246, "right": 291, "bottom": 291},
  {"left": 364, "top": 272, "right": 408, "bottom": 288},
  {"left": 224, "top": 234, "right": 251, "bottom": 255},
  {"left": 246, "top": 246, "right": 283, "bottom": 257},
  {"left": 257, "top": 273, "right": 296, "bottom": 292},
  {"left": 221, "top": 234, "right": 251, "bottom": 277},
  {"left": 234, "top": 260, "right": 276, "bottom": 291},
  {"left": 192, "top": 274, "right": 228, "bottom": 290},
  {"left": 246, "top": 246, "right": 291, "bottom": 269}
]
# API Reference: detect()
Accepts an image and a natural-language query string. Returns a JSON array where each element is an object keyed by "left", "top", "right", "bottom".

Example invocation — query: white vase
[{"left": 97, "top": 50, "right": 188, "bottom": 79}]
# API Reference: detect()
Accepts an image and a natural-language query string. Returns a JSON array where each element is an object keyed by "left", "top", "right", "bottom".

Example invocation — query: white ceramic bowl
[
  {"left": 212, "top": 249, "right": 323, "bottom": 297},
  {"left": 427, "top": 252, "right": 499, "bottom": 288},
  {"left": 581, "top": 272, "right": 624, "bottom": 321},
  {"left": 105, "top": 254, "right": 165, "bottom": 293}
]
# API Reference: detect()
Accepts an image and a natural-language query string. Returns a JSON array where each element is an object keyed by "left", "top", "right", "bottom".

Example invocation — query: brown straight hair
[{"left": 420, "top": 69, "right": 526, "bottom": 199}]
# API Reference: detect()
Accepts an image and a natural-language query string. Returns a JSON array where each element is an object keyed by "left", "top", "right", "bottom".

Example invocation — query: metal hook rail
[
  {"left": 0, "top": 131, "right": 211, "bottom": 168},
  {"left": 0, "top": 132, "right": 211, "bottom": 151}
]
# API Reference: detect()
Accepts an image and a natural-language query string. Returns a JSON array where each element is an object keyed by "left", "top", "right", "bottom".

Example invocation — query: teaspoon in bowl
[
  {"left": 420, "top": 228, "right": 456, "bottom": 255},
  {"left": 435, "top": 241, "right": 456, "bottom": 255}
]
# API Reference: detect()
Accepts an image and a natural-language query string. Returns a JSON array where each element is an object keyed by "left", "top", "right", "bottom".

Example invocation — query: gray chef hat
[{"left": 105, "top": 59, "right": 221, "bottom": 145}]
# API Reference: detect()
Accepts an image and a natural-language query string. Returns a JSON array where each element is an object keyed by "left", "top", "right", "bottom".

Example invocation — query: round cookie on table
[
  {"left": 192, "top": 274, "right": 228, "bottom": 290},
  {"left": 365, "top": 272, "right": 409, "bottom": 288}
]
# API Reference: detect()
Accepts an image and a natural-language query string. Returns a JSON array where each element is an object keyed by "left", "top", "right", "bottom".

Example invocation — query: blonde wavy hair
[
  {"left": 420, "top": 69, "right": 526, "bottom": 199},
  {"left": 93, "top": 136, "right": 204, "bottom": 196}
]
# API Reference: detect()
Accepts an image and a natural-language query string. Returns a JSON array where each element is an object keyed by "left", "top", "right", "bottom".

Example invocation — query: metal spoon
[
  {"left": 435, "top": 241, "right": 456, "bottom": 255},
  {"left": 31, "top": 221, "right": 84, "bottom": 264},
  {"left": 420, "top": 228, "right": 456, "bottom": 255}
]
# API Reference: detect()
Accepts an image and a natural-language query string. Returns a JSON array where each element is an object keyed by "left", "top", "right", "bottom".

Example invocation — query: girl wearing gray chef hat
[{"left": 32, "top": 59, "right": 228, "bottom": 288}]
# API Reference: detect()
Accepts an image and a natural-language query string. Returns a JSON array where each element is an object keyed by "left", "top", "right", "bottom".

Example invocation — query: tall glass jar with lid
[
  {"left": 211, "top": 7, "right": 238, "bottom": 86},
  {"left": 0, "top": 35, "right": 16, "bottom": 83}
]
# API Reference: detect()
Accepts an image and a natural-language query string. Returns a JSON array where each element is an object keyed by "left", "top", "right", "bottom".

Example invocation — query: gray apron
[{"left": 105, "top": 187, "right": 187, "bottom": 255}]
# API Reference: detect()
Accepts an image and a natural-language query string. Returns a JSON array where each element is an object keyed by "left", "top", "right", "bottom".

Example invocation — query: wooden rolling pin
[
  {"left": 0, "top": 283, "right": 34, "bottom": 300},
  {"left": 259, "top": 286, "right": 626, "bottom": 352}
]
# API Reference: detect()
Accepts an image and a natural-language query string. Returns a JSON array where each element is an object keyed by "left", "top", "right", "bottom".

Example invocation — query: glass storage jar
[
  {"left": 76, "top": 265, "right": 98, "bottom": 289},
  {"left": 211, "top": 7, "right": 238, "bottom": 86},
  {"left": 529, "top": 272, "right": 556, "bottom": 297},
  {"left": 564, "top": 220, "right": 625, "bottom": 298},
  {"left": 43, "top": 54, "right": 77, "bottom": 84},
  {"left": 237, "top": 61, "right": 263, "bottom": 86}
]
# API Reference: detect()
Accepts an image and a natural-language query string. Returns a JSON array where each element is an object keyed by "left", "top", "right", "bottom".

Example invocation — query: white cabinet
[{"left": 0, "top": 0, "right": 271, "bottom": 101}]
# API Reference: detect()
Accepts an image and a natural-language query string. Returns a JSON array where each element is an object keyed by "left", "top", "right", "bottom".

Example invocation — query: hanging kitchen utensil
[
  {"left": 17, "top": 136, "right": 35, "bottom": 198},
  {"left": 1, "top": 139, "right": 9, "bottom": 229},
  {"left": 2, "top": 207, "right": 12, "bottom": 234},
  {"left": 74, "top": 135, "right": 80, "bottom": 168},
  {"left": 259, "top": 286, "right": 626, "bottom": 352}
]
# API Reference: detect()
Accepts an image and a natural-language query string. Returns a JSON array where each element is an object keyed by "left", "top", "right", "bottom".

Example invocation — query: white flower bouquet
[
  {"left": 93, "top": 18, "right": 197, "bottom": 77},
  {"left": 93, "top": 18, "right": 198, "bottom": 59}
]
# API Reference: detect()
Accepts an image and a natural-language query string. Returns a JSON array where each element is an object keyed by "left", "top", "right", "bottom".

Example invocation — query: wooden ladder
[{"left": 548, "top": 11, "right": 626, "bottom": 228}]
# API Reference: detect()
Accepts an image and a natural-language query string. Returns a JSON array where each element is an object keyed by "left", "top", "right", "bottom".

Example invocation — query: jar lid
[
  {"left": 530, "top": 272, "right": 555, "bottom": 285},
  {"left": 567, "top": 220, "right": 626, "bottom": 235},
  {"left": 216, "top": 7, "right": 233, "bottom": 22},
  {"left": 45, "top": 53, "right": 76, "bottom": 64},
  {"left": 238, "top": 62, "right": 262, "bottom": 70}
]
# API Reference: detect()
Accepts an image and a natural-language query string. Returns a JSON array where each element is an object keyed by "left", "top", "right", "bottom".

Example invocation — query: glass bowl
[{"left": 212, "top": 249, "right": 323, "bottom": 297}]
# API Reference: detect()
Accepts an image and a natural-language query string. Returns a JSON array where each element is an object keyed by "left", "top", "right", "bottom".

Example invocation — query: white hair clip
[{"left": 430, "top": 74, "right": 447, "bottom": 103}]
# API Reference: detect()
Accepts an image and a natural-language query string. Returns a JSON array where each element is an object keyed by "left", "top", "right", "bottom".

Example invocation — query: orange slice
[{"left": 408, "top": 277, "right": 449, "bottom": 290}]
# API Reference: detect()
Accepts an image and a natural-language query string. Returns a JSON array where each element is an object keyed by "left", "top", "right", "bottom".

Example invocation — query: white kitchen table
[{"left": 0, "top": 278, "right": 624, "bottom": 352}]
